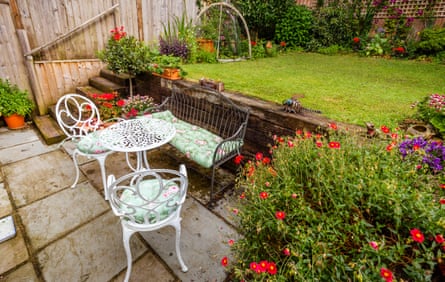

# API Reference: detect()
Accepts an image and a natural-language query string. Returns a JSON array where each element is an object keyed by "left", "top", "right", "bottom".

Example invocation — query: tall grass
[{"left": 185, "top": 52, "right": 445, "bottom": 129}]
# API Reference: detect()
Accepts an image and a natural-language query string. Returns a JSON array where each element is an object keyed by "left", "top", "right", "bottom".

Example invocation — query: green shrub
[
  {"left": 226, "top": 125, "right": 445, "bottom": 281},
  {"left": 416, "top": 94, "right": 445, "bottom": 137},
  {"left": 364, "top": 33, "right": 391, "bottom": 56},
  {"left": 415, "top": 27, "right": 445, "bottom": 57},
  {"left": 274, "top": 5, "right": 313, "bottom": 48},
  {"left": 317, "top": 45, "right": 341, "bottom": 55},
  {"left": 310, "top": 4, "right": 353, "bottom": 49}
]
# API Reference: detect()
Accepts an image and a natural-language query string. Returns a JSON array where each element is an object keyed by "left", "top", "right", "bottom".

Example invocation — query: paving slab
[
  {"left": 18, "top": 182, "right": 109, "bottom": 250},
  {"left": 0, "top": 182, "right": 13, "bottom": 218},
  {"left": 141, "top": 198, "right": 237, "bottom": 282},
  {"left": 4, "top": 150, "right": 86, "bottom": 208},
  {"left": 0, "top": 262, "right": 38, "bottom": 282},
  {"left": 0, "top": 223, "right": 29, "bottom": 275},
  {"left": 36, "top": 211, "right": 149, "bottom": 282}
]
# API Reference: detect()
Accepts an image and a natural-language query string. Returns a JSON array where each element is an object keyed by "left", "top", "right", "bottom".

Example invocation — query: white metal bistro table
[{"left": 100, "top": 118, "right": 176, "bottom": 171}]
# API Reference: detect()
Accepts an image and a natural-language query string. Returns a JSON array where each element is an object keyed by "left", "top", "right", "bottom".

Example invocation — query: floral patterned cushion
[
  {"left": 76, "top": 131, "right": 109, "bottom": 154},
  {"left": 152, "top": 111, "right": 242, "bottom": 168},
  {"left": 120, "top": 179, "right": 180, "bottom": 224}
]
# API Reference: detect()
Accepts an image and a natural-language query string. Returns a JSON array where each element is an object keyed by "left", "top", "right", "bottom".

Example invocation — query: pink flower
[
  {"left": 255, "top": 152, "right": 263, "bottom": 161},
  {"left": 288, "top": 140, "right": 294, "bottom": 147},
  {"left": 267, "top": 261, "right": 277, "bottom": 275},
  {"left": 369, "top": 241, "right": 379, "bottom": 250},
  {"left": 228, "top": 239, "right": 235, "bottom": 246},
  {"left": 283, "top": 248, "right": 290, "bottom": 256}
]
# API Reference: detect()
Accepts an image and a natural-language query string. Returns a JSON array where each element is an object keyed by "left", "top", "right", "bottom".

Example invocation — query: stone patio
[{"left": 0, "top": 125, "right": 238, "bottom": 281}]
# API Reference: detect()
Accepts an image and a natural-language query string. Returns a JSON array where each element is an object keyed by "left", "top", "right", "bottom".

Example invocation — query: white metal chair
[
  {"left": 107, "top": 165, "right": 189, "bottom": 282},
  {"left": 55, "top": 93, "right": 119, "bottom": 199}
]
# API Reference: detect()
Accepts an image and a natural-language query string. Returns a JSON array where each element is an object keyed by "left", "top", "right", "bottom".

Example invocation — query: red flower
[
  {"left": 221, "top": 256, "right": 228, "bottom": 267},
  {"left": 410, "top": 228, "right": 425, "bottom": 243},
  {"left": 255, "top": 152, "right": 263, "bottom": 161},
  {"left": 380, "top": 268, "right": 393, "bottom": 282},
  {"left": 250, "top": 261, "right": 258, "bottom": 271},
  {"left": 116, "top": 99, "right": 125, "bottom": 107},
  {"left": 275, "top": 211, "right": 286, "bottom": 220},
  {"left": 262, "top": 157, "right": 271, "bottom": 165},
  {"left": 435, "top": 234, "right": 445, "bottom": 244},
  {"left": 381, "top": 125, "right": 390, "bottom": 133},
  {"left": 251, "top": 41, "right": 257, "bottom": 46},
  {"left": 440, "top": 199, "right": 445, "bottom": 205},
  {"left": 280, "top": 41, "right": 286, "bottom": 47},
  {"left": 103, "top": 102, "right": 113, "bottom": 109},
  {"left": 259, "top": 191, "right": 268, "bottom": 199},
  {"left": 441, "top": 184, "right": 445, "bottom": 189},
  {"left": 386, "top": 144, "right": 393, "bottom": 151},
  {"left": 239, "top": 192, "right": 245, "bottom": 199},
  {"left": 258, "top": 260, "right": 268, "bottom": 272},
  {"left": 305, "top": 132, "right": 312, "bottom": 138},
  {"left": 228, "top": 239, "right": 235, "bottom": 246},
  {"left": 267, "top": 261, "right": 277, "bottom": 275},
  {"left": 234, "top": 154, "right": 244, "bottom": 165},
  {"left": 329, "top": 141, "right": 341, "bottom": 149},
  {"left": 353, "top": 37, "right": 360, "bottom": 43},
  {"left": 329, "top": 123, "right": 338, "bottom": 130},
  {"left": 296, "top": 129, "right": 303, "bottom": 135},
  {"left": 316, "top": 141, "right": 323, "bottom": 148}
]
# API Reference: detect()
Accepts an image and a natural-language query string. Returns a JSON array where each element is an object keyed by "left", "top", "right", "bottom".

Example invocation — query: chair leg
[
  {"left": 95, "top": 155, "right": 109, "bottom": 200},
  {"left": 122, "top": 224, "right": 135, "bottom": 282},
  {"left": 70, "top": 151, "right": 81, "bottom": 188},
  {"left": 172, "top": 219, "right": 188, "bottom": 272}
]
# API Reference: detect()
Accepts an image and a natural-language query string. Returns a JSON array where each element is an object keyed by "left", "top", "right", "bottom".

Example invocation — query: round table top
[{"left": 99, "top": 118, "right": 176, "bottom": 152}]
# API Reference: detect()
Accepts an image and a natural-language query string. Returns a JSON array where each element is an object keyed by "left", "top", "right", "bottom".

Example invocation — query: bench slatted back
[{"left": 162, "top": 86, "right": 249, "bottom": 140}]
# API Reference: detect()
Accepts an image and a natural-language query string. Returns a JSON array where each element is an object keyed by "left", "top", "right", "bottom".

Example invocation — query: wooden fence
[{"left": 0, "top": 0, "right": 198, "bottom": 115}]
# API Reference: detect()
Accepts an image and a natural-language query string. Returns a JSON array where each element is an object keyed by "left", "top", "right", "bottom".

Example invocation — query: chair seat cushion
[
  {"left": 76, "top": 131, "right": 110, "bottom": 154},
  {"left": 120, "top": 179, "right": 180, "bottom": 224},
  {"left": 152, "top": 111, "right": 242, "bottom": 168}
]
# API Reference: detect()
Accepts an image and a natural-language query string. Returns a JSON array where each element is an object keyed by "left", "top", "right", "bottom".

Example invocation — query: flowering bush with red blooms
[
  {"left": 87, "top": 92, "right": 124, "bottom": 120},
  {"left": 225, "top": 124, "right": 445, "bottom": 281}
]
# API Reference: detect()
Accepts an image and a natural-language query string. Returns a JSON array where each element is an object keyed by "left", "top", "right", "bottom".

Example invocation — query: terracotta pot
[
  {"left": 4, "top": 113, "right": 26, "bottom": 129},
  {"left": 197, "top": 38, "right": 215, "bottom": 53},
  {"left": 152, "top": 68, "right": 181, "bottom": 80}
]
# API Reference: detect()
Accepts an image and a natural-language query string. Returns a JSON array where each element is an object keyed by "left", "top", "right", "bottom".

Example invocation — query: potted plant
[
  {"left": 150, "top": 54, "right": 186, "bottom": 80},
  {"left": 121, "top": 94, "right": 158, "bottom": 119},
  {"left": 0, "top": 78, "right": 35, "bottom": 129},
  {"left": 97, "top": 26, "right": 154, "bottom": 98}
]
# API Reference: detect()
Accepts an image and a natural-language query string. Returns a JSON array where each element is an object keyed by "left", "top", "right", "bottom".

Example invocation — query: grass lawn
[{"left": 184, "top": 52, "right": 445, "bottom": 129}]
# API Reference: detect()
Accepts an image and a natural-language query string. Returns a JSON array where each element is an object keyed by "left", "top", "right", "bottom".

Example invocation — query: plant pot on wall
[
  {"left": 197, "top": 38, "right": 215, "bottom": 53},
  {"left": 152, "top": 68, "right": 182, "bottom": 80},
  {"left": 4, "top": 113, "right": 26, "bottom": 129}
]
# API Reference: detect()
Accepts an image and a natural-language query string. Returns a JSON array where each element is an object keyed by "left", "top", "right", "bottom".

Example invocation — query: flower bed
[{"left": 224, "top": 124, "right": 445, "bottom": 281}]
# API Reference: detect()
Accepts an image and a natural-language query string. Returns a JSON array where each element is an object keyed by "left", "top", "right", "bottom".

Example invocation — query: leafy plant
[
  {"left": 225, "top": 125, "right": 445, "bottom": 281},
  {"left": 274, "top": 4, "right": 313, "bottom": 48},
  {"left": 364, "top": 33, "right": 390, "bottom": 56},
  {"left": 416, "top": 93, "right": 445, "bottom": 137},
  {"left": 151, "top": 54, "right": 187, "bottom": 77},
  {"left": 0, "top": 78, "right": 35, "bottom": 117},
  {"left": 97, "top": 26, "right": 153, "bottom": 98}
]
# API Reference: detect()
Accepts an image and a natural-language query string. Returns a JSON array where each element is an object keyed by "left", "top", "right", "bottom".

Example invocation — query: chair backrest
[
  {"left": 55, "top": 93, "right": 102, "bottom": 139},
  {"left": 107, "top": 165, "right": 188, "bottom": 226}
]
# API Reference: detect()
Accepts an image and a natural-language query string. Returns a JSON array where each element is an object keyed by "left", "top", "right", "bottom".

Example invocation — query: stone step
[
  {"left": 33, "top": 115, "right": 65, "bottom": 145},
  {"left": 99, "top": 68, "right": 132, "bottom": 86},
  {"left": 88, "top": 76, "right": 128, "bottom": 96}
]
